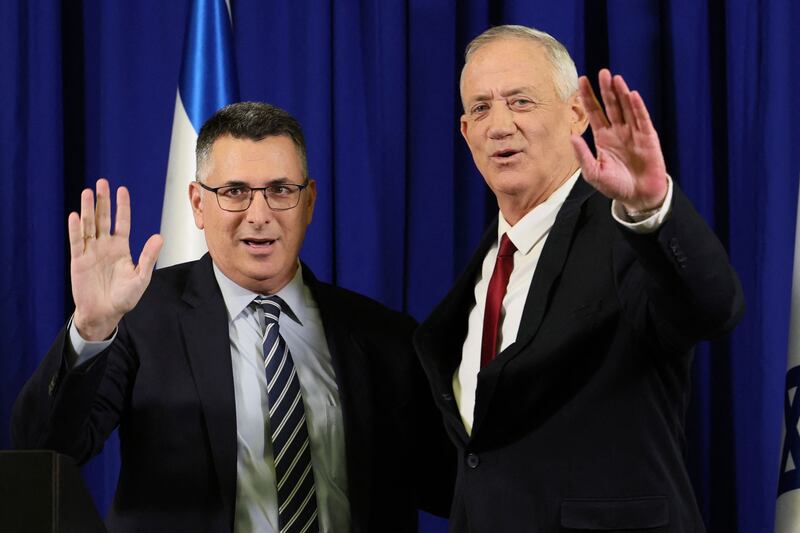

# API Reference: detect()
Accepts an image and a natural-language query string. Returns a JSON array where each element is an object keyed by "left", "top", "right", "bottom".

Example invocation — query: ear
[
  {"left": 460, "top": 114, "right": 471, "bottom": 147},
  {"left": 189, "top": 182, "right": 205, "bottom": 230},
  {"left": 303, "top": 179, "right": 317, "bottom": 225},
  {"left": 569, "top": 91, "right": 589, "bottom": 136}
]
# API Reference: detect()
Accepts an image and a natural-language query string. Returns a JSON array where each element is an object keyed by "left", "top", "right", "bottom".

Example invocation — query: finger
[
  {"left": 136, "top": 234, "right": 164, "bottom": 283},
  {"left": 571, "top": 136, "right": 624, "bottom": 201},
  {"left": 612, "top": 75, "right": 636, "bottom": 129},
  {"left": 95, "top": 178, "right": 112, "bottom": 236},
  {"left": 570, "top": 134, "right": 598, "bottom": 179},
  {"left": 115, "top": 186, "right": 131, "bottom": 238},
  {"left": 80, "top": 187, "right": 96, "bottom": 238},
  {"left": 578, "top": 75, "right": 610, "bottom": 132},
  {"left": 598, "top": 69, "right": 624, "bottom": 125},
  {"left": 67, "top": 212, "right": 83, "bottom": 259},
  {"left": 629, "top": 90, "right": 655, "bottom": 135}
]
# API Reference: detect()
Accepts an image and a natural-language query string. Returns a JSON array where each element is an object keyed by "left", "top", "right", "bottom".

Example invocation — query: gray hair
[
  {"left": 462, "top": 25, "right": 578, "bottom": 101},
  {"left": 195, "top": 101, "right": 308, "bottom": 181}
]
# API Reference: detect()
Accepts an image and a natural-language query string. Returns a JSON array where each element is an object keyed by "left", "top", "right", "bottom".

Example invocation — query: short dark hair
[{"left": 195, "top": 101, "right": 308, "bottom": 180}]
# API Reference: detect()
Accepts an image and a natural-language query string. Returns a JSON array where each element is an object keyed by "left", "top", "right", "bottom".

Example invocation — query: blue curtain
[{"left": 1, "top": 1, "right": 798, "bottom": 531}]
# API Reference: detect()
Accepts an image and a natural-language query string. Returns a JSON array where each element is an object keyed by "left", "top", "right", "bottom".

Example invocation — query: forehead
[
  {"left": 460, "top": 38, "right": 556, "bottom": 100},
  {"left": 207, "top": 134, "right": 303, "bottom": 180}
]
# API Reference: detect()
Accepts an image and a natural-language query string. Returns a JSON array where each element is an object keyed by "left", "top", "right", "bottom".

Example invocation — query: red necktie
[{"left": 481, "top": 233, "right": 517, "bottom": 368}]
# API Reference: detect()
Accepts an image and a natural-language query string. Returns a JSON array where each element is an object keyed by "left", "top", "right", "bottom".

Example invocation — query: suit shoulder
[
  {"left": 135, "top": 260, "right": 198, "bottom": 308},
  {"left": 581, "top": 187, "right": 614, "bottom": 217},
  {"left": 314, "top": 282, "right": 417, "bottom": 331}
]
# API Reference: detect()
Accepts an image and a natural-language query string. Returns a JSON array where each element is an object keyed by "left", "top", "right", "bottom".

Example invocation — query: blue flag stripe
[{"left": 179, "top": 0, "right": 239, "bottom": 132}]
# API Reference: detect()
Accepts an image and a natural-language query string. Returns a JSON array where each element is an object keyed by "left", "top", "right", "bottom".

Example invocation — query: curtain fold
[{"left": 0, "top": 0, "right": 66, "bottom": 489}]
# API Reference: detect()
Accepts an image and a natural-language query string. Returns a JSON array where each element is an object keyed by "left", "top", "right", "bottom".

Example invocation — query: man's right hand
[{"left": 68, "top": 179, "right": 163, "bottom": 341}]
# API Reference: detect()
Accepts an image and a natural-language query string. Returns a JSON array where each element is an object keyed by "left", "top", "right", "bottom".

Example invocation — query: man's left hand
[{"left": 571, "top": 69, "right": 668, "bottom": 213}]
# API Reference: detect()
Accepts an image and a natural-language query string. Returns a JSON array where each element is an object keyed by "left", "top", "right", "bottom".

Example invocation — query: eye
[
  {"left": 267, "top": 184, "right": 293, "bottom": 196},
  {"left": 509, "top": 97, "right": 535, "bottom": 110},
  {"left": 470, "top": 102, "right": 490, "bottom": 115},
  {"left": 220, "top": 186, "right": 249, "bottom": 198}
]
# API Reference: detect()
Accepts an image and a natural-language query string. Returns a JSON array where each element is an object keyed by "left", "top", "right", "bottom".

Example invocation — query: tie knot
[
  {"left": 253, "top": 295, "right": 283, "bottom": 324},
  {"left": 498, "top": 233, "right": 517, "bottom": 257}
]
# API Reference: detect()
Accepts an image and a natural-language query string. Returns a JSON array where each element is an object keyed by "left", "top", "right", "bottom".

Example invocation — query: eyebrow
[
  {"left": 466, "top": 86, "right": 538, "bottom": 105},
  {"left": 220, "top": 180, "right": 248, "bottom": 187},
  {"left": 220, "top": 177, "right": 294, "bottom": 187},
  {"left": 500, "top": 86, "right": 537, "bottom": 98}
]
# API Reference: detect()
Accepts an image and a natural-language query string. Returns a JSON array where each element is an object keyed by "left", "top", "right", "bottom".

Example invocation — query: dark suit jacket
[
  {"left": 415, "top": 179, "right": 744, "bottom": 532},
  {"left": 13, "top": 254, "right": 453, "bottom": 532}
]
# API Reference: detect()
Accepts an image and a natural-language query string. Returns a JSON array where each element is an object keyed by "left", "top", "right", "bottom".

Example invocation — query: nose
[
  {"left": 246, "top": 190, "right": 274, "bottom": 223},
  {"left": 486, "top": 104, "right": 516, "bottom": 140}
]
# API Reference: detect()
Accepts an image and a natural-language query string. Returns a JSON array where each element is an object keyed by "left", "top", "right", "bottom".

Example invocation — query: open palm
[
  {"left": 69, "top": 179, "right": 162, "bottom": 341},
  {"left": 571, "top": 69, "right": 668, "bottom": 212}
]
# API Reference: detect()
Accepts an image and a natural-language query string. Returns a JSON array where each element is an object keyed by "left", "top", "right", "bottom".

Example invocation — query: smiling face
[
  {"left": 460, "top": 38, "right": 588, "bottom": 224},
  {"left": 190, "top": 134, "right": 316, "bottom": 294}
]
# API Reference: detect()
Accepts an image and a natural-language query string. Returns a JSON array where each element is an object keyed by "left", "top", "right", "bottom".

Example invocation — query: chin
[
  {"left": 254, "top": 264, "right": 296, "bottom": 285},
  {"left": 488, "top": 178, "right": 533, "bottom": 196},
  {"left": 246, "top": 265, "right": 280, "bottom": 282}
]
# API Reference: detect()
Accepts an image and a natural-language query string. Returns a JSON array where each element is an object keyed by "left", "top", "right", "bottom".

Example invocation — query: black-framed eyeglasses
[{"left": 198, "top": 180, "right": 310, "bottom": 212}]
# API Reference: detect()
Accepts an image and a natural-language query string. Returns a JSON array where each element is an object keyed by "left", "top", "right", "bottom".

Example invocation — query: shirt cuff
[
  {"left": 611, "top": 175, "right": 674, "bottom": 234},
  {"left": 67, "top": 314, "right": 117, "bottom": 367}
]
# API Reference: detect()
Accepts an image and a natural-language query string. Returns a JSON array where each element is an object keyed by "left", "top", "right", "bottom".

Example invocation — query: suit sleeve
[
  {"left": 11, "top": 319, "right": 137, "bottom": 465},
  {"left": 614, "top": 183, "right": 744, "bottom": 353},
  {"left": 399, "top": 316, "right": 456, "bottom": 517}
]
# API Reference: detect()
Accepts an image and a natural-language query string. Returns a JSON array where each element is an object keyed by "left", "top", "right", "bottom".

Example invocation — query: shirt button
[{"left": 466, "top": 453, "right": 480, "bottom": 469}]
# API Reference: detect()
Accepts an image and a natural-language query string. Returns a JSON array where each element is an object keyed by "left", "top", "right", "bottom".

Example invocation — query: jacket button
[
  {"left": 466, "top": 453, "right": 480, "bottom": 469},
  {"left": 48, "top": 376, "right": 57, "bottom": 396},
  {"left": 441, "top": 392, "right": 453, "bottom": 401}
]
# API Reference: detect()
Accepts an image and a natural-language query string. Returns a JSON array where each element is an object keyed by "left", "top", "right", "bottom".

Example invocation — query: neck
[{"left": 498, "top": 166, "right": 579, "bottom": 226}]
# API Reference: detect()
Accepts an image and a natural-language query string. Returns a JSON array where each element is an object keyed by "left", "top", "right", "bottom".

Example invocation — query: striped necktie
[{"left": 254, "top": 296, "right": 319, "bottom": 533}]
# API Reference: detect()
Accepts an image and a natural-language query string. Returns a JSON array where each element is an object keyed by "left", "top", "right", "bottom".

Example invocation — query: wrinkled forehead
[{"left": 460, "top": 39, "right": 556, "bottom": 105}]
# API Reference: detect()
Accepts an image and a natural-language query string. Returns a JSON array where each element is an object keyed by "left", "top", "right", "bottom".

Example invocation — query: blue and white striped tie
[{"left": 254, "top": 296, "right": 319, "bottom": 533}]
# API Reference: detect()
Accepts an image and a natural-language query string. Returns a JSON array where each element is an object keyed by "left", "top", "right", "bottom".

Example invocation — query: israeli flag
[
  {"left": 777, "top": 186, "right": 800, "bottom": 532},
  {"left": 159, "top": 0, "right": 238, "bottom": 267}
]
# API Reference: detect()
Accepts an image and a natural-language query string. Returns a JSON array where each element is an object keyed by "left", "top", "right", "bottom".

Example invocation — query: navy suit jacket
[
  {"left": 415, "top": 179, "right": 743, "bottom": 532},
  {"left": 14, "top": 255, "right": 454, "bottom": 532}
]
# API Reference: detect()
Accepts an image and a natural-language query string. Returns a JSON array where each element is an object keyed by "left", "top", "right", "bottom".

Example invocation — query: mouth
[
  {"left": 490, "top": 149, "right": 522, "bottom": 162},
  {"left": 242, "top": 237, "right": 277, "bottom": 250}
]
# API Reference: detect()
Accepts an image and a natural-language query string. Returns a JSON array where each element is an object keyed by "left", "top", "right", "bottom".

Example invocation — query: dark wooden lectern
[{"left": 0, "top": 450, "right": 106, "bottom": 533}]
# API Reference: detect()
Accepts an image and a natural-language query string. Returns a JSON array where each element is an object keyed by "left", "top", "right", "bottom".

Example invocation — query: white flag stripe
[
  {"left": 776, "top": 183, "right": 800, "bottom": 532},
  {"left": 158, "top": 91, "right": 207, "bottom": 268},
  {"left": 777, "top": 493, "right": 800, "bottom": 532},
  {"left": 788, "top": 189, "right": 800, "bottom": 370}
]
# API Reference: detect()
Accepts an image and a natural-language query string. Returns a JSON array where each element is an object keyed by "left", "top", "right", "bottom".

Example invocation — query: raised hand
[
  {"left": 68, "top": 179, "right": 163, "bottom": 341},
  {"left": 571, "top": 69, "right": 668, "bottom": 213}
]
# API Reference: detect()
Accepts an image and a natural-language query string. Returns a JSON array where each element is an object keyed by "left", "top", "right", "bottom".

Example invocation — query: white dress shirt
[
  {"left": 68, "top": 262, "right": 351, "bottom": 533},
  {"left": 453, "top": 171, "right": 674, "bottom": 434}
]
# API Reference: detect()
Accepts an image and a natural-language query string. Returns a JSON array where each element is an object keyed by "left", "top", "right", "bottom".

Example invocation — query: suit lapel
[
  {"left": 511, "top": 178, "right": 596, "bottom": 349},
  {"left": 471, "top": 178, "right": 597, "bottom": 437},
  {"left": 302, "top": 266, "right": 374, "bottom": 533},
  {"left": 415, "top": 222, "right": 498, "bottom": 444},
  {"left": 416, "top": 220, "right": 498, "bottom": 382},
  {"left": 178, "top": 254, "right": 237, "bottom": 528}
]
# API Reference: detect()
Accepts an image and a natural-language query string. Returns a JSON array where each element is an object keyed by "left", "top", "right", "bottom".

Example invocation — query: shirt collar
[
  {"left": 498, "top": 169, "right": 581, "bottom": 255},
  {"left": 212, "top": 261, "right": 306, "bottom": 326}
]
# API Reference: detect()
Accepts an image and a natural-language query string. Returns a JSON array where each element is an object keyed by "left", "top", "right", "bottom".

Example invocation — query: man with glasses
[{"left": 13, "top": 102, "right": 453, "bottom": 532}]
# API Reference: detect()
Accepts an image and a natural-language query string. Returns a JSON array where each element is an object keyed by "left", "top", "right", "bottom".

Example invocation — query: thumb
[
  {"left": 136, "top": 234, "right": 163, "bottom": 283},
  {"left": 570, "top": 134, "right": 597, "bottom": 180}
]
